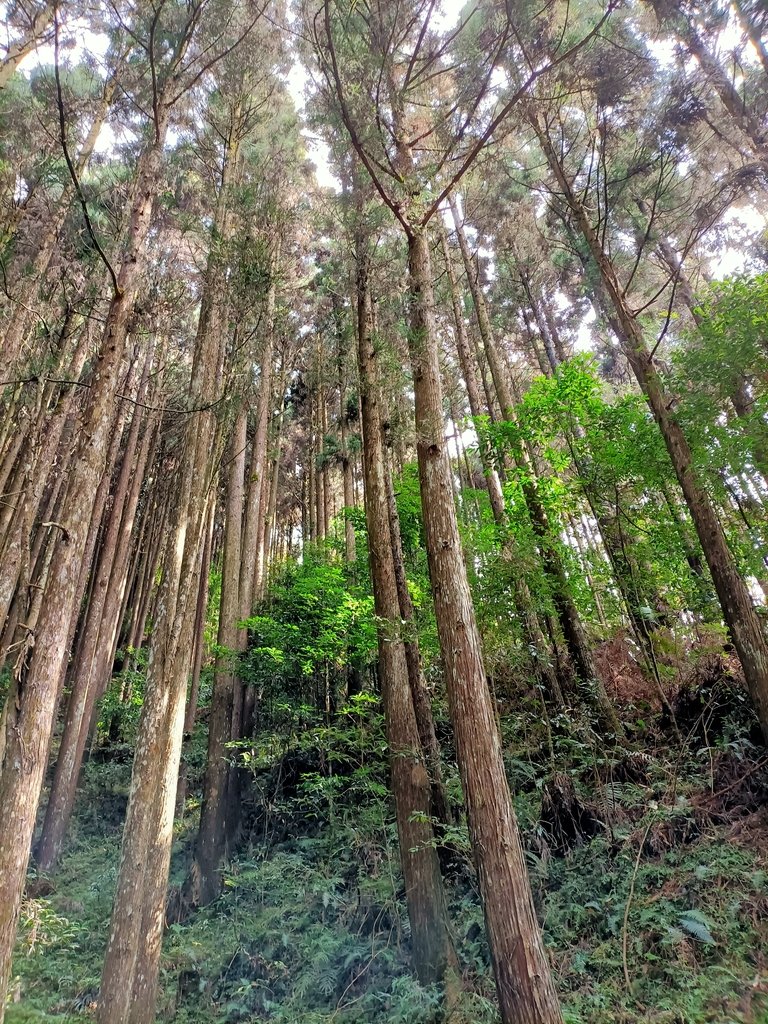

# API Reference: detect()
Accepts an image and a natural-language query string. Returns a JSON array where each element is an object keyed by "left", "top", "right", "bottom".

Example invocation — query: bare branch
[{"left": 53, "top": 2, "right": 121, "bottom": 299}]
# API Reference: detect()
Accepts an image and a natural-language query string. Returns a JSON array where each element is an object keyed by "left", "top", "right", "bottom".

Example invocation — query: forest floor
[{"left": 8, "top": 645, "right": 768, "bottom": 1024}]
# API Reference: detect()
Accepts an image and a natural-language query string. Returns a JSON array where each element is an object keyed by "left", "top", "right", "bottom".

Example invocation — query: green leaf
[{"left": 678, "top": 910, "right": 716, "bottom": 945}]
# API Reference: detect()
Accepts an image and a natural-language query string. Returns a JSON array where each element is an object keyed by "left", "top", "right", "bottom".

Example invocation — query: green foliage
[
  {"left": 96, "top": 648, "right": 147, "bottom": 741},
  {"left": 480, "top": 354, "right": 722, "bottom": 628},
  {"left": 242, "top": 551, "right": 377, "bottom": 717},
  {"left": 12, "top": 688, "right": 768, "bottom": 1024}
]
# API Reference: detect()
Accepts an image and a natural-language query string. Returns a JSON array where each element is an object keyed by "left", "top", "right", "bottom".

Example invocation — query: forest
[{"left": 0, "top": 0, "right": 767, "bottom": 1021}]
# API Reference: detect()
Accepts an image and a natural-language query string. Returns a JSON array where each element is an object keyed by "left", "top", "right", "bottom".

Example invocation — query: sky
[{"left": 13, "top": 0, "right": 764, "bottom": 278}]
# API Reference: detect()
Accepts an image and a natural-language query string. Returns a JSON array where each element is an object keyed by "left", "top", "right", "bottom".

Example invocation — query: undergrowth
[{"left": 9, "top": 687, "right": 768, "bottom": 1024}]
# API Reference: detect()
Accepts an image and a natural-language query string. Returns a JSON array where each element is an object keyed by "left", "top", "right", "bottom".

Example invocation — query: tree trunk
[
  {"left": 240, "top": 274, "right": 278, "bottom": 616},
  {"left": 650, "top": 2, "right": 768, "bottom": 165},
  {"left": 0, "top": 6, "right": 53, "bottom": 90},
  {"left": 384, "top": 453, "right": 452, "bottom": 827},
  {"left": 99, "top": 94, "right": 232, "bottom": 1023},
  {"left": 405, "top": 224, "right": 562, "bottom": 1022},
  {"left": 184, "top": 504, "right": 214, "bottom": 736},
  {"left": 99, "top": 329, "right": 224, "bottom": 1024},
  {"left": 450, "top": 196, "right": 615, "bottom": 729},
  {"left": 0, "top": 110, "right": 169, "bottom": 1008},
  {"left": 190, "top": 408, "right": 246, "bottom": 906},
  {"left": 356, "top": 221, "right": 458, "bottom": 986},
  {"left": 36, "top": 364, "right": 155, "bottom": 872}
]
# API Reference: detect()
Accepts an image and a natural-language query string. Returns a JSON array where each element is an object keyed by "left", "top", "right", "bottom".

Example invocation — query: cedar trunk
[
  {"left": 192, "top": 408, "right": 247, "bottom": 905},
  {"left": 0, "top": 122, "right": 167, "bottom": 1013},
  {"left": 357, "top": 224, "right": 457, "bottom": 986},
  {"left": 407, "top": 228, "right": 562, "bottom": 1024}
]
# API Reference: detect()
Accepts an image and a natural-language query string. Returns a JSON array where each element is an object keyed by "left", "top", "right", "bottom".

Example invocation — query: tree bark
[
  {"left": 190, "top": 408, "right": 246, "bottom": 906},
  {"left": 356, "top": 219, "right": 458, "bottom": 986},
  {"left": 406, "top": 223, "right": 562, "bottom": 1024},
  {"left": 184, "top": 504, "right": 214, "bottom": 736},
  {"left": 0, "top": 104, "right": 170, "bottom": 1008},
  {"left": 383, "top": 453, "right": 452, "bottom": 827},
  {"left": 99, "top": 297, "right": 226, "bottom": 1024},
  {"left": 240, "top": 274, "right": 278, "bottom": 616},
  {"left": 0, "top": 6, "right": 53, "bottom": 90},
  {"left": 36, "top": 361, "right": 155, "bottom": 872}
]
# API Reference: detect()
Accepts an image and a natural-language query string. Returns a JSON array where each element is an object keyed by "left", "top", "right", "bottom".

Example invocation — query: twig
[
  {"left": 707, "top": 755, "right": 768, "bottom": 800},
  {"left": 622, "top": 820, "right": 652, "bottom": 993}
]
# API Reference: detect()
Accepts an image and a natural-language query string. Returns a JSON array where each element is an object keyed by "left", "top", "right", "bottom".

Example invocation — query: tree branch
[{"left": 53, "top": 2, "right": 121, "bottom": 298}]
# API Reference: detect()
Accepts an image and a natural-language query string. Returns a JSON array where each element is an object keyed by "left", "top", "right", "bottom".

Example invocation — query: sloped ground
[{"left": 8, "top": 671, "right": 768, "bottom": 1024}]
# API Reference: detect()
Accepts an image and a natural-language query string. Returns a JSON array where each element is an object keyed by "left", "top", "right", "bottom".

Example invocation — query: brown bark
[
  {"left": 438, "top": 221, "right": 506, "bottom": 521},
  {"left": 254, "top": 364, "right": 287, "bottom": 604},
  {"left": 356, "top": 218, "right": 458, "bottom": 985},
  {"left": 0, "top": 333, "right": 89, "bottom": 632},
  {"left": 258, "top": 416, "right": 283, "bottom": 601},
  {"left": 406, "top": 223, "right": 562, "bottom": 1024},
  {"left": 240, "top": 275, "right": 277, "bottom": 617},
  {"left": 336, "top": 295, "right": 357, "bottom": 563},
  {"left": 190, "top": 408, "right": 246, "bottom": 906},
  {"left": 384, "top": 453, "right": 452, "bottom": 827},
  {"left": 99, "top": 318, "right": 225, "bottom": 1024},
  {"left": 184, "top": 503, "right": 215, "bottom": 735},
  {"left": 308, "top": 395, "right": 317, "bottom": 543},
  {"left": 99, "top": 94, "right": 238, "bottom": 1016},
  {"left": 0, "top": 6, "right": 53, "bottom": 90},
  {"left": 36, "top": 365, "right": 155, "bottom": 872},
  {"left": 0, "top": 98, "right": 170, "bottom": 1004}
]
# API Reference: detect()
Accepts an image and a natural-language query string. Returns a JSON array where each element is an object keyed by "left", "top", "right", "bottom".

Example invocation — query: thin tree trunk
[
  {"left": 384, "top": 452, "right": 452, "bottom": 827},
  {"left": 240, "top": 274, "right": 278, "bottom": 616},
  {"left": 99, "top": 79, "right": 232, "bottom": 1020},
  {"left": 184, "top": 504, "right": 214, "bottom": 736},
  {"left": 0, "top": 98, "right": 170, "bottom": 1002},
  {"left": 190, "top": 408, "right": 246, "bottom": 906},
  {"left": 439, "top": 218, "right": 565, "bottom": 707},
  {"left": 356, "top": 216, "right": 458, "bottom": 986},
  {"left": 451, "top": 197, "right": 615, "bottom": 725},
  {"left": 36, "top": 366, "right": 155, "bottom": 872},
  {"left": 0, "top": 6, "right": 53, "bottom": 90}
]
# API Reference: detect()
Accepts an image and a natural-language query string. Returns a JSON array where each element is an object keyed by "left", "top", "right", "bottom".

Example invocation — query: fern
[{"left": 678, "top": 909, "right": 716, "bottom": 945}]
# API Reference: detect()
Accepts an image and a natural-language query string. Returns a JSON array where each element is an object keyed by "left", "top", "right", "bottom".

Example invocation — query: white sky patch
[
  {"left": 708, "top": 207, "right": 767, "bottom": 279},
  {"left": 553, "top": 290, "right": 596, "bottom": 353},
  {"left": 19, "top": 24, "right": 111, "bottom": 76},
  {"left": 477, "top": 245, "right": 496, "bottom": 285},
  {"left": 284, "top": 59, "right": 340, "bottom": 192},
  {"left": 17, "top": 26, "right": 123, "bottom": 154},
  {"left": 432, "top": 0, "right": 465, "bottom": 32}
]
